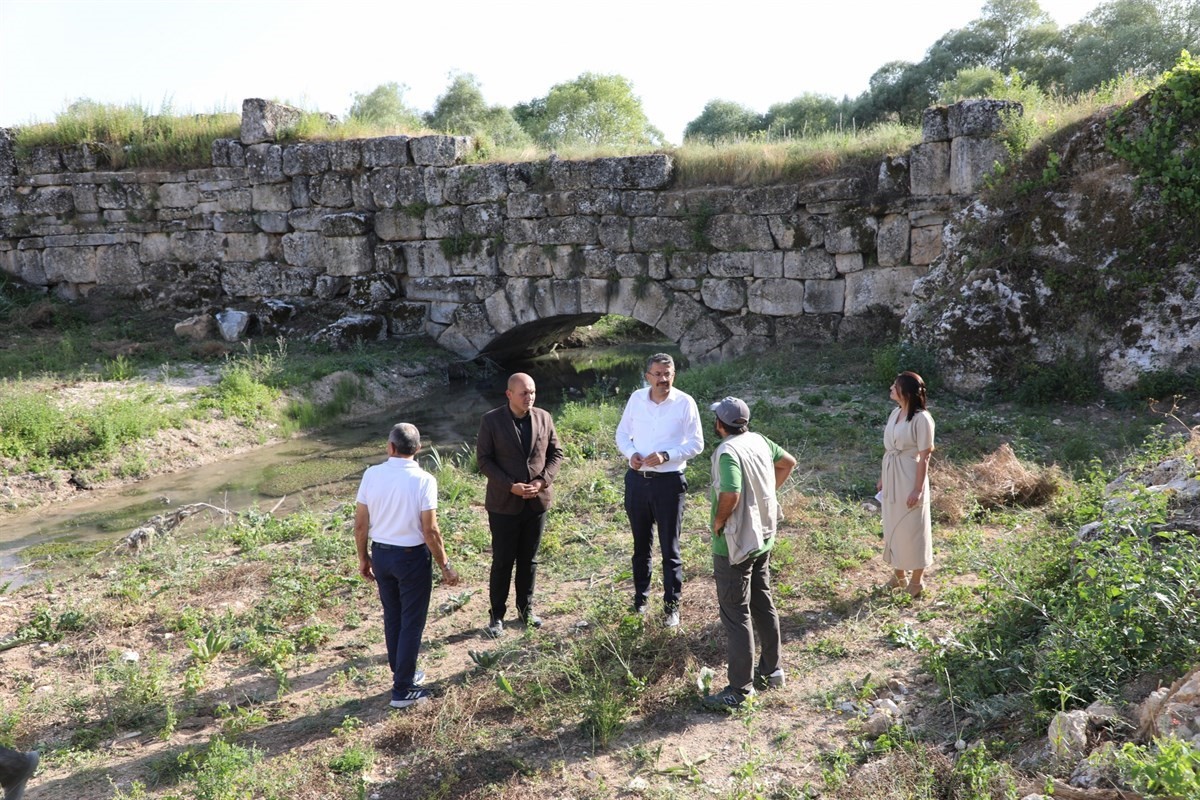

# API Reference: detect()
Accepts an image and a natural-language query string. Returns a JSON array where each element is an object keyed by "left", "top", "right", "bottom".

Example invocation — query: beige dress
[{"left": 881, "top": 407, "right": 934, "bottom": 570}]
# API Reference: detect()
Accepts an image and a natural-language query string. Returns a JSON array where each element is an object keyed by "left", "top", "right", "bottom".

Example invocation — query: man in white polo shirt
[
  {"left": 615, "top": 353, "right": 704, "bottom": 627},
  {"left": 355, "top": 422, "right": 459, "bottom": 708}
]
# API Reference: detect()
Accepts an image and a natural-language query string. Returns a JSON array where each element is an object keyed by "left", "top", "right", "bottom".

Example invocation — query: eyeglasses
[{"left": 647, "top": 371, "right": 673, "bottom": 379}]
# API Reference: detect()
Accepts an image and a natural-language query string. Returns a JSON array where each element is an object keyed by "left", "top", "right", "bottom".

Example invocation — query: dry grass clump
[{"left": 934, "top": 444, "right": 1062, "bottom": 523}]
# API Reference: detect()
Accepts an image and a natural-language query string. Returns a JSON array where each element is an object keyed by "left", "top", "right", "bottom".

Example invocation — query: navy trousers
[
  {"left": 488, "top": 506, "right": 546, "bottom": 621},
  {"left": 371, "top": 542, "right": 431, "bottom": 701},
  {"left": 624, "top": 469, "right": 686, "bottom": 610}
]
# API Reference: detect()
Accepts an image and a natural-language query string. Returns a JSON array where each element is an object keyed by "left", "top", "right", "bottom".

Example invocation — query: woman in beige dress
[{"left": 877, "top": 371, "right": 934, "bottom": 597}]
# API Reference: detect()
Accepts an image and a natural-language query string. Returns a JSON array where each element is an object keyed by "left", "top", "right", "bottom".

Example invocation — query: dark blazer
[{"left": 476, "top": 405, "right": 564, "bottom": 515}]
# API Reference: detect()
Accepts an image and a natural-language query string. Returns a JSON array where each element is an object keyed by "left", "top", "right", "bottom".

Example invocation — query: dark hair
[
  {"left": 645, "top": 353, "right": 675, "bottom": 373},
  {"left": 718, "top": 419, "right": 748, "bottom": 436},
  {"left": 895, "top": 371, "right": 928, "bottom": 421},
  {"left": 388, "top": 422, "right": 421, "bottom": 455}
]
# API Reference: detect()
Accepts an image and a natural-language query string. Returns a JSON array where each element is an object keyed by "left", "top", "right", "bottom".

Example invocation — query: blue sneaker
[{"left": 390, "top": 688, "right": 432, "bottom": 709}]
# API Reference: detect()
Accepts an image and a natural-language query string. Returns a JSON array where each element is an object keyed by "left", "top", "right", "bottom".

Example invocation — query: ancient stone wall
[{"left": 0, "top": 99, "right": 1017, "bottom": 361}]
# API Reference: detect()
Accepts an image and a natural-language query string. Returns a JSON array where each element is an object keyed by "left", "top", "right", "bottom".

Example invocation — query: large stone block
[
  {"left": 878, "top": 155, "right": 910, "bottom": 197},
  {"left": 507, "top": 193, "right": 547, "bottom": 218},
  {"left": 669, "top": 252, "right": 707, "bottom": 279},
  {"left": 170, "top": 231, "right": 223, "bottom": 262},
  {"left": 446, "top": 302, "right": 499, "bottom": 352},
  {"left": 598, "top": 216, "right": 632, "bottom": 252},
  {"left": 375, "top": 209, "right": 424, "bottom": 241},
  {"left": 544, "top": 189, "right": 621, "bottom": 216},
  {"left": 551, "top": 278, "right": 583, "bottom": 316},
  {"left": 549, "top": 158, "right": 592, "bottom": 190},
  {"left": 701, "top": 278, "right": 746, "bottom": 312},
  {"left": 443, "top": 164, "right": 508, "bottom": 204},
  {"left": 680, "top": 315, "right": 731, "bottom": 361},
  {"left": 245, "top": 143, "right": 284, "bottom": 183},
  {"left": 251, "top": 184, "right": 292, "bottom": 212},
  {"left": 502, "top": 218, "right": 537, "bottom": 244},
  {"left": 462, "top": 203, "right": 503, "bottom": 236},
  {"left": 537, "top": 216, "right": 598, "bottom": 245},
  {"left": 43, "top": 247, "right": 97, "bottom": 283},
  {"left": 876, "top": 213, "right": 910, "bottom": 267},
  {"left": 24, "top": 187, "right": 74, "bottom": 216},
  {"left": 844, "top": 266, "right": 926, "bottom": 316},
  {"left": 224, "top": 233, "right": 279, "bottom": 262},
  {"left": 484, "top": 288, "right": 517, "bottom": 333},
  {"left": 282, "top": 143, "right": 330, "bottom": 176},
  {"left": 803, "top": 278, "right": 845, "bottom": 314},
  {"left": 621, "top": 191, "right": 659, "bottom": 216},
  {"left": 424, "top": 206, "right": 463, "bottom": 239},
  {"left": 0, "top": 128, "right": 15, "bottom": 177},
  {"left": 221, "top": 261, "right": 281, "bottom": 296},
  {"left": 323, "top": 236, "right": 375, "bottom": 276},
  {"left": 921, "top": 106, "right": 950, "bottom": 142},
  {"left": 590, "top": 155, "right": 672, "bottom": 189},
  {"left": 835, "top": 252, "right": 864, "bottom": 274},
  {"left": 797, "top": 177, "right": 865, "bottom": 204},
  {"left": 733, "top": 186, "right": 799, "bottom": 215},
  {"left": 748, "top": 278, "right": 803, "bottom": 315},
  {"left": 708, "top": 252, "right": 757, "bottom": 278},
  {"left": 656, "top": 292, "right": 708, "bottom": 341},
  {"left": 784, "top": 248, "right": 837, "bottom": 279},
  {"left": 158, "top": 183, "right": 199, "bottom": 208},
  {"left": 631, "top": 217, "right": 692, "bottom": 251},
  {"left": 910, "top": 225, "right": 944, "bottom": 266},
  {"left": 825, "top": 216, "right": 877, "bottom": 254},
  {"left": 401, "top": 241, "right": 452, "bottom": 278},
  {"left": 96, "top": 244, "right": 142, "bottom": 285},
  {"left": 951, "top": 136, "right": 1009, "bottom": 194},
  {"left": 500, "top": 245, "right": 554, "bottom": 278},
  {"left": 909, "top": 142, "right": 951, "bottom": 197},
  {"left": 614, "top": 253, "right": 647, "bottom": 278},
  {"left": 777, "top": 313, "right": 840, "bottom": 343},
  {"left": 320, "top": 212, "right": 372, "bottom": 237},
  {"left": 707, "top": 215, "right": 774, "bottom": 251},
  {"left": 241, "top": 98, "right": 304, "bottom": 144},
  {"left": 374, "top": 242, "right": 406, "bottom": 274},
  {"left": 361, "top": 136, "right": 411, "bottom": 168},
  {"left": 579, "top": 278, "right": 613, "bottom": 314},
  {"left": 633, "top": 280, "right": 671, "bottom": 329},
  {"left": 327, "top": 140, "right": 362, "bottom": 171},
  {"left": 309, "top": 174, "right": 353, "bottom": 207},
  {"left": 948, "top": 99, "right": 1021, "bottom": 138},
  {"left": 409, "top": 135, "right": 470, "bottom": 166}
]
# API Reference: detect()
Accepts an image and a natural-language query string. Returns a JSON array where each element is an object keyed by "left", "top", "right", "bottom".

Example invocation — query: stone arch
[{"left": 433, "top": 277, "right": 730, "bottom": 363}]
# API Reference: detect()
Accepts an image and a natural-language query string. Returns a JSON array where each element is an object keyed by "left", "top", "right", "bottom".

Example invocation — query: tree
[
  {"left": 347, "top": 82, "right": 422, "bottom": 130},
  {"left": 937, "top": 66, "right": 1010, "bottom": 103},
  {"left": 765, "top": 93, "right": 842, "bottom": 136},
  {"left": 683, "top": 100, "right": 765, "bottom": 142},
  {"left": 1064, "top": 0, "right": 1200, "bottom": 92},
  {"left": 515, "top": 73, "right": 663, "bottom": 148},
  {"left": 425, "top": 73, "right": 530, "bottom": 149}
]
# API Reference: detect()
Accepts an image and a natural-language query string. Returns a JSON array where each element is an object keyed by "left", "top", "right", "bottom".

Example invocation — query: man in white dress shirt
[{"left": 615, "top": 353, "right": 704, "bottom": 627}]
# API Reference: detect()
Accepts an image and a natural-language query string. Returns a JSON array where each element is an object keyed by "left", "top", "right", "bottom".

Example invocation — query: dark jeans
[
  {"left": 624, "top": 469, "right": 686, "bottom": 610},
  {"left": 488, "top": 506, "right": 546, "bottom": 621},
  {"left": 713, "top": 549, "right": 781, "bottom": 694},
  {"left": 372, "top": 542, "right": 432, "bottom": 701}
]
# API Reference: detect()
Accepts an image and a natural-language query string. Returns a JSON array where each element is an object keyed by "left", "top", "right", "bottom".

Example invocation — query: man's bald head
[{"left": 506, "top": 373, "right": 537, "bottom": 417}]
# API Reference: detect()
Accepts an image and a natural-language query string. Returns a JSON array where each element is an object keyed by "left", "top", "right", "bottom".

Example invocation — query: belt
[
  {"left": 630, "top": 469, "right": 677, "bottom": 479},
  {"left": 372, "top": 541, "right": 425, "bottom": 551}
]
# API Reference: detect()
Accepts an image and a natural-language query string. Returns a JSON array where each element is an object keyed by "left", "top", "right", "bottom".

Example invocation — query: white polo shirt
[
  {"left": 615, "top": 386, "right": 704, "bottom": 473},
  {"left": 355, "top": 457, "right": 437, "bottom": 547}
]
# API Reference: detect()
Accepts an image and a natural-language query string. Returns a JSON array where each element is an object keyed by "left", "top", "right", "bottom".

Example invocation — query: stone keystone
[{"left": 241, "top": 99, "right": 305, "bottom": 145}]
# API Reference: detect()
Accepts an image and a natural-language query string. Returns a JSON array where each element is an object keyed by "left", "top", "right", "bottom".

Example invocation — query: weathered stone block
[
  {"left": 350, "top": 173, "right": 374, "bottom": 210},
  {"left": 286, "top": 208, "right": 328, "bottom": 231},
  {"left": 289, "top": 176, "right": 311, "bottom": 208},
  {"left": 631, "top": 217, "right": 692, "bottom": 251},
  {"left": 389, "top": 302, "right": 427, "bottom": 334},
  {"left": 175, "top": 314, "right": 215, "bottom": 340},
  {"left": 733, "top": 187, "right": 798, "bottom": 215},
  {"left": 910, "top": 225, "right": 944, "bottom": 266},
  {"left": 484, "top": 289, "right": 517, "bottom": 333},
  {"left": 312, "top": 313, "right": 387, "bottom": 347},
  {"left": 655, "top": 292, "right": 707, "bottom": 340},
  {"left": 803, "top": 278, "right": 845, "bottom": 314},
  {"left": 96, "top": 244, "right": 141, "bottom": 285},
  {"left": 374, "top": 242, "right": 406, "bottom": 274},
  {"left": 783, "top": 248, "right": 837, "bottom": 280},
  {"left": 224, "top": 233, "right": 279, "bottom": 262},
  {"left": 951, "top": 136, "right": 1009, "bottom": 194},
  {"left": 681, "top": 315, "right": 731, "bottom": 361},
  {"left": 708, "top": 252, "right": 756, "bottom": 278},
  {"left": 701, "top": 278, "right": 746, "bottom": 312},
  {"left": 347, "top": 273, "right": 399, "bottom": 307},
  {"left": 949, "top": 99, "right": 1021, "bottom": 138},
  {"left": 20, "top": 146, "right": 62, "bottom": 175},
  {"left": 221, "top": 261, "right": 281, "bottom": 296},
  {"left": 409, "top": 135, "right": 470, "bottom": 166},
  {"left": 251, "top": 184, "right": 292, "bottom": 212},
  {"left": 463, "top": 203, "right": 503, "bottom": 236},
  {"left": 777, "top": 313, "right": 840, "bottom": 343},
  {"left": 428, "top": 301, "right": 457, "bottom": 325},
  {"left": 549, "top": 158, "right": 592, "bottom": 190},
  {"left": 154, "top": 182, "right": 197, "bottom": 208},
  {"left": 327, "top": 140, "right": 362, "bottom": 171},
  {"left": 446, "top": 302, "right": 498, "bottom": 351},
  {"left": 909, "top": 142, "right": 951, "bottom": 197},
  {"left": 708, "top": 215, "right": 774, "bottom": 251},
  {"left": 241, "top": 98, "right": 304, "bottom": 144},
  {"left": 245, "top": 143, "right": 284, "bottom": 183},
  {"left": 422, "top": 167, "right": 445, "bottom": 205},
  {"left": 598, "top": 216, "right": 632, "bottom": 252},
  {"left": 60, "top": 144, "right": 98, "bottom": 172},
  {"left": 921, "top": 106, "right": 950, "bottom": 142},
  {"left": 362, "top": 136, "right": 411, "bottom": 168},
  {"left": 43, "top": 247, "right": 97, "bottom": 283},
  {"left": 797, "top": 177, "right": 865, "bottom": 204},
  {"left": 878, "top": 155, "right": 910, "bottom": 197},
  {"left": 537, "top": 216, "right": 598, "bottom": 245},
  {"left": 401, "top": 241, "right": 452, "bottom": 278},
  {"left": 748, "top": 278, "right": 803, "bottom": 315},
  {"left": 0, "top": 128, "right": 16, "bottom": 177},
  {"left": 448, "top": 241, "right": 498, "bottom": 277},
  {"left": 500, "top": 245, "right": 554, "bottom": 278},
  {"left": 25, "top": 187, "right": 74, "bottom": 216},
  {"left": 545, "top": 189, "right": 622, "bottom": 216},
  {"left": 213, "top": 213, "right": 256, "bottom": 232},
  {"left": 255, "top": 212, "right": 289, "bottom": 233},
  {"left": 375, "top": 209, "right": 424, "bottom": 241},
  {"left": 621, "top": 191, "right": 659, "bottom": 216},
  {"left": 502, "top": 218, "right": 537, "bottom": 244},
  {"left": 282, "top": 143, "right": 330, "bottom": 176},
  {"left": 309, "top": 174, "right": 353, "bottom": 207},
  {"left": 669, "top": 252, "right": 707, "bottom": 279},
  {"left": 825, "top": 216, "right": 877, "bottom": 254},
  {"left": 550, "top": 278, "right": 583, "bottom": 316},
  {"left": 507, "top": 193, "right": 547, "bottom": 218},
  {"left": 425, "top": 206, "right": 463, "bottom": 239},
  {"left": 323, "top": 235, "right": 374, "bottom": 276},
  {"left": 71, "top": 185, "right": 99, "bottom": 213},
  {"left": 321, "top": 212, "right": 372, "bottom": 237},
  {"left": 444, "top": 164, "right": 508, "bottom": 204},
  {"left": 835, "top": 253, "right": 864, "bottom": 274},
  {"left": 170, "top": 231, "right": 223, "bottom": 262},
  {"left": 844, "top": 266, "right": 926, "bottom": 315},
  {"left": 877, "top": 214, "right": 910, "bottom": 267}
]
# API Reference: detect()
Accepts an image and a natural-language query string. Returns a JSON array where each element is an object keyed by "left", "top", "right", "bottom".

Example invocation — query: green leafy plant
[{"left": 1116, "top": 736, "right": 1200, "bottom": 799}]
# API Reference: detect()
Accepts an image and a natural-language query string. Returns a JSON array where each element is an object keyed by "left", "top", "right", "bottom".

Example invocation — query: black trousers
[
  {"left": 488, "top": 505, "right": 546, "bottom": 621},
  {"left": 624, "top": 469, "right": 686, "bottom": 610}
]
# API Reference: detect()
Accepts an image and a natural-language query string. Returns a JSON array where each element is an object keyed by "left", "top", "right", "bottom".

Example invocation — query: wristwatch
[
  {"left": 441, "top": 561, "right": 453, "bottom": 571},
  {"left": 659, "top": 451, "right": 669, "bottom": 463}
]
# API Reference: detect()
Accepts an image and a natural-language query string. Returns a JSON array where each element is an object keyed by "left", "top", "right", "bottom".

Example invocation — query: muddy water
[{"left": 0, "top": 346, "right": 668, "bottom": 584}]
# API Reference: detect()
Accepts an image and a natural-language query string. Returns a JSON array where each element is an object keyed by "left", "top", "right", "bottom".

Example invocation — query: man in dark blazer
[{"left": 476, "top": 373, "right": 564, "bottom": 637}]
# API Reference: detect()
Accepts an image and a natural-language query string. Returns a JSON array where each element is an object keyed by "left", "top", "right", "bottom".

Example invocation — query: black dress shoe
[{"left": 520, "top": 611, "right": 542, "bottom": 628}]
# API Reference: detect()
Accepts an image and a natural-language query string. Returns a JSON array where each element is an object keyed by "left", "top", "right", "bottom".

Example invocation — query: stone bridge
[{"left": 0, "top": 98, "right": 1016, "bottom": 362}]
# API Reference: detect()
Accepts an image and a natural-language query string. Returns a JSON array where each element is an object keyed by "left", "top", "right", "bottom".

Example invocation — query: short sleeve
[
  {"left": 718, "top": 452, "right": 742, "bottom": 493},
  {"left": 913, "top": 411, "right": 935, "bottom": 451},
  {"left": 421, "top": 474, "right": 438, "bottom": 511}
]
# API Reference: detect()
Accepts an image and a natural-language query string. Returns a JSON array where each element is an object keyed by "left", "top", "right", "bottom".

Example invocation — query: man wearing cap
[
  {"left": 0, "top": 746, "right": 39, "bottom": 800},
  {"left": 704, "top": 396, "right": 796, "bottom": 710},
  {"left": 476, "top": 373, "right": 564, "bottom": 638},
  {"left": 615, "top": 353, "right": 704, "bottom": 627},
  {"left": 355, "top": 422, "right": 460, "bottom": 709}
]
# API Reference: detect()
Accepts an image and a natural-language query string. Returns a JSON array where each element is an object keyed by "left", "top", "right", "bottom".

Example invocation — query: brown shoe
[
  {"left": 885, "top": 575, "right": 908, "bottom": 590},
  {"left": 908, "top": 582, "right": 925, "bottom": 599}
]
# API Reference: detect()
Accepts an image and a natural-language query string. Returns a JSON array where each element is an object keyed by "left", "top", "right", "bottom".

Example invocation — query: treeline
[{"left": 345, "top": 0, "right": 1196, "bottom": 149}]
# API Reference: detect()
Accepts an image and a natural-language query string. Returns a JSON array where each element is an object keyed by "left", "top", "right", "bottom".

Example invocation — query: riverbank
[{"left": 3, "top": 335, "right": 1197, "bottom": 800}]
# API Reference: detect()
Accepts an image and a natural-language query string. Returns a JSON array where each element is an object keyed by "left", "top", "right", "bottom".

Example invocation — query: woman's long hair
[{"left": 895, "top": 371, "right": 927, "bottom": 422}]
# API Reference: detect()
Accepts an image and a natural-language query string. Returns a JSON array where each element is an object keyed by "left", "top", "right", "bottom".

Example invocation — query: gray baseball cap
[{"left": 710, "top": 396, "right": 750, "bottom": 426}]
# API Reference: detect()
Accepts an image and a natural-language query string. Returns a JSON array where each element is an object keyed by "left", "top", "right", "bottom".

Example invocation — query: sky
[{"left": 0, "top": 0, "right": 1104, "bottom": 144}]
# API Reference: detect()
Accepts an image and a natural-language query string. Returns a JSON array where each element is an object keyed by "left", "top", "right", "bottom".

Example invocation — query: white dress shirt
[{"left": 615, "top": 387, "right": 704, "bottom": 473}]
